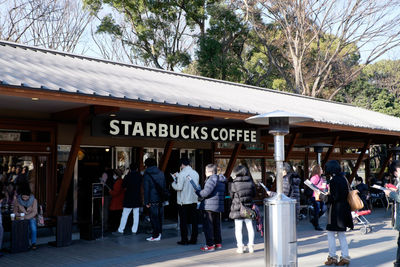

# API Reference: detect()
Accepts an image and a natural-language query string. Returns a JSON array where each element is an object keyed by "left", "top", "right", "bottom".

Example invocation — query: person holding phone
[{"left": 171, "top": 158, "right": 199, "bottom": 245}]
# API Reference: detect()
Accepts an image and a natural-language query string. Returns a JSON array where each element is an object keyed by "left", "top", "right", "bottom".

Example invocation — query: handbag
[
  {"left": 347, "top": 182, "right": 364, "bottom": 211},
  {"left": 239, "top": 203, "right": 256, "bottom": 220}
]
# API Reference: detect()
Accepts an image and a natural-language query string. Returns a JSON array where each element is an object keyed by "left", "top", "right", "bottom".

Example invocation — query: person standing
[
  {"left": 171, "top": 157, "right": 199, "bottom": 245},
  {"left": 108, "top": 169, "right": 125, "bottom": 233},
  {"left": 282, "top": 163, "right": 301, "bottom": 221},
  {"left": 13, "top": 182, "right": 38, "bottom": 250},
  {"left": 324, "top": 160, "right": 353, "bottom": 266},
  {"left": 117, "top": 164, "right": 142, "bottom": 234},
  {"left": 309, "top": 164, "right": 326, "bottom": 231},
  {"left": 384, "top": 160, "right": 400, "bottom": 267},
  {"left": 229, "top": 165, "right": 256, "bottom": 254},
  {"left": 143, "top": 158, "right": 167, "bottom": 241},
  {"left": 189, "top": 164, "right": 226, "bottom": 252}
]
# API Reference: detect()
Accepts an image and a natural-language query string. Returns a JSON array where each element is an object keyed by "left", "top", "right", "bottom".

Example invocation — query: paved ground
[{"left": 0, "top": 207, "right": 398, "bottom": 266}]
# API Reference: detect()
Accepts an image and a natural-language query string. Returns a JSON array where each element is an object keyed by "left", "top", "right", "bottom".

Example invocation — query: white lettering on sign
[
  {"left": 109, "top": 120, "right": 120, "bottom": 135},
  {"left": 132, "top": 122, "right": 144, "bottom": 136},
  {"left": 100, "top": 119, "right": 258, "bottom": 143}
]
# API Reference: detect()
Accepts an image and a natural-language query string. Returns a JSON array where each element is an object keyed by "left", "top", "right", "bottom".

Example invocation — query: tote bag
[{"left": 347, "top": 189, "right": 364, "bottom": 211}]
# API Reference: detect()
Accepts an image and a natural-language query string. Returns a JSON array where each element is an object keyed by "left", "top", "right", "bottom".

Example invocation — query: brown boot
[
  {"left": 337, "top": 257, "right": 350, "bottom": 266},
  {"left": 324, "top": 256, "right": 338, "bottom": 265}
]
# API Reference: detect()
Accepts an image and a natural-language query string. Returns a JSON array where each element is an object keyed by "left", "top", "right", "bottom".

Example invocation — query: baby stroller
[{"left": 351, "top": 210, "right": 372, "bottom": 234}]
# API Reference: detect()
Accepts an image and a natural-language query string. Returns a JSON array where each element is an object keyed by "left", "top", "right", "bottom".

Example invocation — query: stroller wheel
[{"left": 360, "top": 227, "right": 367, "bottom": 234}]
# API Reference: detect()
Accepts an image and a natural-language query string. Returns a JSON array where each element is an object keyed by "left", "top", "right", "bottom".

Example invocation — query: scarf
[{"left": 17, "top": 194, "right": 34, "bottom": 208}]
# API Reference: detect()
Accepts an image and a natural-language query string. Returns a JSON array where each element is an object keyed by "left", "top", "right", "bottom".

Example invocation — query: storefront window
[{"left": 116, "top": 147, "right": 131, "bottom": 172}]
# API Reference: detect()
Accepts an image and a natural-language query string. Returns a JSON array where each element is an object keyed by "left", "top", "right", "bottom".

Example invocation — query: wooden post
[
  {"left": 377, "top": 150, "right": 395, "bottom": 181},
  {"left": 285, "top": 132, "right": 299, "bottom": 162},
  {"left": 159, "top": 141, "right": 174, "bottom": 172},
  {"left": 224, "top": 143, "right": 242, "bottom": 178},
  {"left": 365, "top": 156, "right": 371, "bottom": 182},
  {"left": 321, "top": 136, "right": 340, "bottom": 169},
  {"left": 304, "top": 147, "right": 309, "bottom": 179},
  {"left": 53, "top": 110, "right": 90, "bottom": 216},
  {"left": 349, "top": 139, "right": 371, "bottom": 183}
]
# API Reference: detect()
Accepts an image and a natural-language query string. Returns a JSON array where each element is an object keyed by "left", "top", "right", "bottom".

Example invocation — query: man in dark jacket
[
  {"left": 143, "top": 158, "right": 167, "bottom": 241},
  {"left": 116, "top": 164, "right": 142, "bottom": 234},
  {"left": 189, "top": 164, "right": 226, "bottom": 252}
]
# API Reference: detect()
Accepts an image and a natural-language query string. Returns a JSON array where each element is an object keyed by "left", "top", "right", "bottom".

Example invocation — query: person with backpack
[
  {"left": 188, "top": 164, "right": 226, "bottom": 252},
  {"left": 229, "top": 165, "right": 256, "bottom": 254},
  {"left": 171, "top": 157, "right": 199, "bottom": 245},
  {"left": 309, "top": 164, "right": 327, "bottom": 231},
  {"left": 143, "top": 158, "right": 167, "bottom": 241}
]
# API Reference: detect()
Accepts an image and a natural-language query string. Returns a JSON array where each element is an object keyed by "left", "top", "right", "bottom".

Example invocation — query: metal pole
[
  {"left": 317, "top": 152, "right": 321, "bottom": 165},
  {"left": 274, "top": 134, "right": 285, "bottom": 194}
]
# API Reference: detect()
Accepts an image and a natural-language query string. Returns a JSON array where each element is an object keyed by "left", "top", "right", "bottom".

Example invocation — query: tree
[
  {"left": 84, "top": 0, "right": 211, "bottom": 71},
  {"left": 245, "top": 0, "right": 400, "bottom": 99},
  {"left": 0, "top": 0, "right": 93, "bottom": 52}
]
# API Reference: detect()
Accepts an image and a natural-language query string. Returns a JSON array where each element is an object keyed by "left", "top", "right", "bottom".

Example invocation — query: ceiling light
[
  {"left": 105, "top": 148, "right": 110, "bottom": 152},
  {"left": 144, "top": 109, "right": 151, "bottom": 112},
  {"left": 31, "top": 97, "right": 39, "bottom": 101},
  {"left": 224, "top": 117, "right": 230, "bottom": 120},
  {"left": 109, "top": 114, "right": 116, "bottom": 117}
]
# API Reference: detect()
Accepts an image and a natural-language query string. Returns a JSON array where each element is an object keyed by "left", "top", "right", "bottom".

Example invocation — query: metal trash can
[{"left": 264, "top": 193, "right": 297, "bottom": 267}]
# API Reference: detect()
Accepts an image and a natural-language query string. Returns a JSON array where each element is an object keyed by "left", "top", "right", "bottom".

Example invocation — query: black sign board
[
  {"left": 91, "top": 117, "right": 260, "bottom": 144},
  {"left": 92, "top": 183, "right": 103, "bottom": 198}
]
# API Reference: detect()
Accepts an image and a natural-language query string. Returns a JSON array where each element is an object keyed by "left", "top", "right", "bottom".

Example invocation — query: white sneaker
[
  {"left": 146, "top": 234, "right": 161, "bottom": 241},
  {"left": 236, "top": 246, "right": 244, "bottom": 254},
  {"left": 248, "top": 245, "right": 254, "bottom": 253}
]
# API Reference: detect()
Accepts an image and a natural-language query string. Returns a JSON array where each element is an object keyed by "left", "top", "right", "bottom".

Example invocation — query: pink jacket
[{"left": 310, "top": 174, "right": 326, "bottom": 198}]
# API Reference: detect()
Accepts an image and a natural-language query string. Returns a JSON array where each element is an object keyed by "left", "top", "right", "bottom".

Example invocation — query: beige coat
[
  {"left": 13, "top": 196, "right": 38, "bottom": 220},
  {"left": 171, "top": 166, "right": 199, "bottom": 205}
]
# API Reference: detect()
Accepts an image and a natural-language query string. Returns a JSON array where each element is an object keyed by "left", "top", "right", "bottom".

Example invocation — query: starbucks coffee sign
[{"left": 92, "top": 117, "right": 259, "bottom": 144}]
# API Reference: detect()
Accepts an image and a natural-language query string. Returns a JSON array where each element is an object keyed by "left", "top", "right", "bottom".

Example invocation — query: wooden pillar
[
  {"left": 53, "top": 111, "right": 90, "bottom": 216},
  {"left": 138, "top": 147, "right": 145, "bottom": 172},
  {"left": 377, "top": 150, "right": 395, "bottom": 181},
  {"left": 349, "top": 139, "right": 372, "bottom": 183},
  {"left": 224, "top": 143, "right": 242, "bottom": 178},
  {"left": 304, "top": 147, "right": 310, "bottom": 180},
  {"left": 159, "top": 141, "right": 174, "bottom": 172},
  {"left": 321, "top": 136, "right": 340, "bottom": 169},
  {"left": 285, "top": 132, "right": 299, "bottom": 162}
]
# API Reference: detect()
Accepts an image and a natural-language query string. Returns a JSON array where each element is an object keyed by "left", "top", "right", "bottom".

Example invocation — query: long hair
[{"left": 310, "top": 164, "right": 322, "bottom": 178}]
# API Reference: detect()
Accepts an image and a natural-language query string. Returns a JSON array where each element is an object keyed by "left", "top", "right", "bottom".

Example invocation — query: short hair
[
  {"left": 355, "top": 176, "right": 363, "bottom": 183},
  {"left": 325, "top": 160, "right": 341, "bottom": 176},
  {"left": 205, "top": 164, "right": 217, "bottom": 174},
  {"left": 389, "top": 160, "right": 400, "bottom": 176},
  {"left": 144, "top": 158, "right": 157, "bottom": 168},
  {"left": 283, "top": 162, "right": 293, "bottom": 174},
  {"left": 129, "top": 163, "right": 139, "bottom": 171},
  {"left": 233, "top": 165, "right": 249, "bottom": 177},
  {"left": 179, "top": 157, "right": 190, "bottom": 166}
]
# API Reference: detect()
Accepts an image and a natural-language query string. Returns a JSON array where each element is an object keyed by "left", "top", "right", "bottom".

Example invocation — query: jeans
[
  {"left": 234, "top": 219, "right": 254, "bottom": 247},
  {"left": 29, "top": 218, "right": 37, "bottom": 245},
  {"left": 149, "top": 204, "right": 163, "bottom": 238},
  {"left": 311, "top": 197, "right": 325, "bottom": 227},
  {"left": 202, "top": 210, "right": 222, "bottom": 247},
  {"left": 327, "top": 231, "right": 348, "bottom": 258},
  {"left": 118, "top": 208, "right": 139, "bottom": 233},
  {"left": 395, "top": 232, "right": 400, "bottom": 266},
  {"left": 178, "top": 203, "right": 198, "bottom": 242}
]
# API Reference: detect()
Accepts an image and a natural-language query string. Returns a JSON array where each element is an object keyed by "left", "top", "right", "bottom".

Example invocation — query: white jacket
[{"left": 171, "top": 166, "right": 199, "bottom": 205}]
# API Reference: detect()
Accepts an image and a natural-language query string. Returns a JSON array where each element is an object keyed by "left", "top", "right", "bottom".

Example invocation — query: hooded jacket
[
  {"left": 143, "top": 166, "right": 166, "bottom": 205},
  {"left": 229, "top": 175, "right": 256, "bottom": 219}
]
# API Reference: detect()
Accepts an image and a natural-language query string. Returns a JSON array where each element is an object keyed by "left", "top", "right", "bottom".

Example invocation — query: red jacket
[{"left": 109, "top": 178, "right": 125, "bottom": 210}]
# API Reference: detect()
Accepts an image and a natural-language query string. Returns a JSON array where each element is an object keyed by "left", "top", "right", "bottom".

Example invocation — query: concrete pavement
[{"left": 0, "top": 207, "right": 397, "bottom": 266}]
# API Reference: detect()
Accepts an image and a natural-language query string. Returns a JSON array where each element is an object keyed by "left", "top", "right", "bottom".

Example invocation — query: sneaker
[
  {"left": 200, "top": 245, "right": 215, "bottom": 252},
  {"left": 236, "top": 246, "right": 244, "bottom": 254},
  {"left": 248, "top": 245, "right": 254, "bottom": 253},
  {"left": 31, "top": 244, "right": 37, "bottom": 250},
  {"left": 337, "top": 256, "right": 350, "bottom": 266},
  {"left": 146, "top": 234, "right": 161, "bottom": 241},
  {"left": 215, "top": 243, "right": 222, "bottom": 249},
  {"left": 324, "top": 256, "right": 338, "bottom": 265}
]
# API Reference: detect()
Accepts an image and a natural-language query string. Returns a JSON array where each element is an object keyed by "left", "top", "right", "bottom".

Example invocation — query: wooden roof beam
[
  {"left": 348, "top": 139, "right": 372, "bottom": 183},
  {"left": 285, "top": 132, "right": 299, "bottom": 161},
  {"left": 321, "top": 136, "right": 340, "bottom": 169}
]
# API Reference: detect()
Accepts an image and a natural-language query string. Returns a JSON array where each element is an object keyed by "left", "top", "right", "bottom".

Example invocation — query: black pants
[
  {"left": 395, "top": 232, "right": 400, "bottom": 266},
  {"left": 311, "top": 197, "right": 324, "bottom": 227},
  {"left": 178, "top": 203, "right": 198, "bottom": 242},
  {"left": 202, "top": 210, "right": 221, "bottom": 246},
  {"left": 108, "top": 209, "right": 123, "bottom": 232},
  {"left": 149, "top": 204, "right": 163, "bottom": 238}
]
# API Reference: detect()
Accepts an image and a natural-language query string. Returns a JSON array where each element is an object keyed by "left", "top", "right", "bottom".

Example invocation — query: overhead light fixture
[
  {"left": 144, "top": 109, "right": 151, "bottom": 112},
  {"left": 105, "top": 148, "right": 110, "bottom": 152},
  {"left": 224, "top": 117, "right": 230, "bottom": 120},
  {"left": 31, "top": 97, "right": 39, "bottom": 101},
  {"left": 109, "top": 114, "right": 116, "bottom": 117}
]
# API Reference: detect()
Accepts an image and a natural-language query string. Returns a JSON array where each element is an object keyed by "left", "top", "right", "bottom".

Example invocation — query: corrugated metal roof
[{"left": 1, "top": 40, "right": 400, "bottom": 134}]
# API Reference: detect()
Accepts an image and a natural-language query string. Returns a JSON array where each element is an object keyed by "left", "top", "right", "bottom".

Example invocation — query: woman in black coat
[
  {"left": 324, "top": 160, "right": 353, "bottom": 266},
  {"left": 229, "top": 165, "right": 256, "bottom": 254}
]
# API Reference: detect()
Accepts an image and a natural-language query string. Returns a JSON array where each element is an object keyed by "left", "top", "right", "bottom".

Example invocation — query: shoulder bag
[
  {"left": 347, "top": 181, "right": 364, "bottom": 211},
  {"left": 234, "top": 182, "right": 256, "bottom": 220}
]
